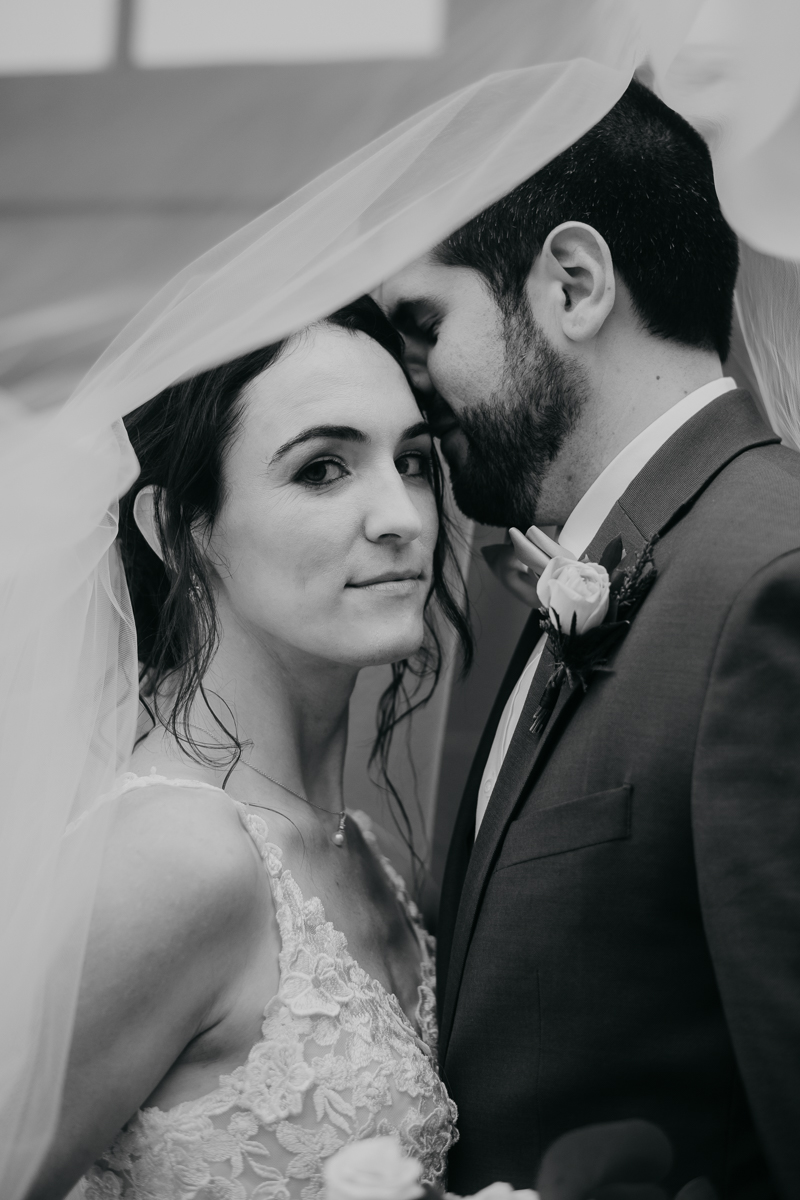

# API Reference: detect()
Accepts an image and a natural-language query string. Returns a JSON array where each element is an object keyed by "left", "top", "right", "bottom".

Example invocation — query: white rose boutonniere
[
  {"left": 536, "top": 557, "right": 610, "bottom": 636},
  {"left": 324, "top": 1137, "right": 424, "bottom": 1200},
  {"left": 526, "top": 533, "right": 659, "bottom": 737}
]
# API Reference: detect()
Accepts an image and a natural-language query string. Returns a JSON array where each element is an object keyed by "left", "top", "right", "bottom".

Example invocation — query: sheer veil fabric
[{"left": 2, "top": 2, "right": 800, "bottom": 1196}]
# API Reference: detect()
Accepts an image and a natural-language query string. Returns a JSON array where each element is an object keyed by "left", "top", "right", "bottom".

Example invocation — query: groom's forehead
[
  {"left": 379, "top": 255, "right": 440, "bottom": 303},
  {"left": 378, "top": 253, "right": 469, "bottom": 316}
]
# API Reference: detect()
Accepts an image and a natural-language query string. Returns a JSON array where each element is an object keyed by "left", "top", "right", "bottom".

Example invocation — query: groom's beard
[{"left": 442, "top": 310, "right": 589, "bottom": 530}]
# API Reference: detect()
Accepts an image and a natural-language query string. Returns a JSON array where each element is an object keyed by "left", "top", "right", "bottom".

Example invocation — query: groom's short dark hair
[{"left": 436, "top": 79, "right": 739, "bottom": 360}]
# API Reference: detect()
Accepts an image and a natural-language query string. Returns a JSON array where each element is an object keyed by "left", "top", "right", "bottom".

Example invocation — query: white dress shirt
[{"left": 474, "top": 376, "right": 737, "bottom": 838}]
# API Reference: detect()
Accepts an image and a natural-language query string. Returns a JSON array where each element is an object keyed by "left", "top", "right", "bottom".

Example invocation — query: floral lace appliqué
[{"left": 79, "top": 781, "right": 456, "bottom": 1200}]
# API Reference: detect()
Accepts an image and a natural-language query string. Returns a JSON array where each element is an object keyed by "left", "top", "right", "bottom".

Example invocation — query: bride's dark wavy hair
[{"left": 118, "top": 295, "right": 472, "bottom": 867}]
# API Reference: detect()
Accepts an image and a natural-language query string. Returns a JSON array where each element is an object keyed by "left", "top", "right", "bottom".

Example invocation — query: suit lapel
[
  {"left": 438, "top": 512, "right": 645, "bottom": 1055},
  {"left": 439, "top": 390, "right": 779, "bottom": 1060},
  {"left": 436, "top": 606, "right": 542, "bottom": 1003}
]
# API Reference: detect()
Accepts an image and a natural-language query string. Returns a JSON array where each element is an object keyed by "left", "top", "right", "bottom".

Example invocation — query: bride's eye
[
  {"left": 396, "top": 451, "right": 430, "bottom": 479},
  {"left": 296, "top": 458, "right": 349, "bottom": 487}
]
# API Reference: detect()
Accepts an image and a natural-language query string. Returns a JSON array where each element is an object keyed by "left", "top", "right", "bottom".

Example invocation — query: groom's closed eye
[{"left": 389, "top": 301, "right": 441, "bottom": 345}]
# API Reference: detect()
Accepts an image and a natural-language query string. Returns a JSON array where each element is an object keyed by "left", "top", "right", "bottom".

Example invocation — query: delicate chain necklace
[{"left": 240, "top": 758, "right": 347, "bottom": 847}]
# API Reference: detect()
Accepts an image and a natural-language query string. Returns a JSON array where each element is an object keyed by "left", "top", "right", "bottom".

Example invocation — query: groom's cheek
[{"left": 432, "top": 337, "right": 504, "bottom": 416}]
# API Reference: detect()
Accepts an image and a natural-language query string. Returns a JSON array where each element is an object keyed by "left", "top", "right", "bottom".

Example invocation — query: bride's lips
[{"left": 347, "top": 570, "right": 424, "bottom": 594}]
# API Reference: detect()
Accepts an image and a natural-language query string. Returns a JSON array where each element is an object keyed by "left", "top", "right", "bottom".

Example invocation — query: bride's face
[{"left": 205, "top": 325, "right": 438, "bottom": 670}]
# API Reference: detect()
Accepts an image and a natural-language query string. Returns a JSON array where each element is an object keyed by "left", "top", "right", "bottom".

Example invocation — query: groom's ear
[
  {"left": 531, "top": 221, "right": 615, "bottom": 344},
  {"left": 133, "top": 485, "right": 165, "bottom": 563}
]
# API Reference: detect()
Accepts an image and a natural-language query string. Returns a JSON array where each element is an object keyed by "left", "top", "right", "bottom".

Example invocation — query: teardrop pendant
[{"left": 333, "top": 812, "right": 346, "bottom": 846}]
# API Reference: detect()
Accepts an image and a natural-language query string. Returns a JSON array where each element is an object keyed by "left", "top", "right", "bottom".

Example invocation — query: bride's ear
[
  {"left": 532, "top": 220, "right": 615, "bottom": 343},
  {"left": 133, "top": 486, "right": 165, "bottom": 563}
]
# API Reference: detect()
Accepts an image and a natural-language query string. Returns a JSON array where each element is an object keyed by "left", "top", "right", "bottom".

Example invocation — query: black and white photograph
[{"left": 1, "top": 2, "right": 799, "bottom": 1198}]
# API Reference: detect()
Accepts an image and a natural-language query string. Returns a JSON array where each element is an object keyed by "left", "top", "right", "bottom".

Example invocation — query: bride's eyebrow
[
  {"left": 401, "top": 421, "right": 431, "bottom": 441},
  {"left": 269, "top": 425, "right": 366, "bottom": 465},
  {"left": 270, "top": 420, "right": 430, "bottom": 466}
]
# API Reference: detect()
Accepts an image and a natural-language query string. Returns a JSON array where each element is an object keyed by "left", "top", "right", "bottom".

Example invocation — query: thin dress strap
[{"left": 65, "top": 769, "right": 230, "bottom": 837}]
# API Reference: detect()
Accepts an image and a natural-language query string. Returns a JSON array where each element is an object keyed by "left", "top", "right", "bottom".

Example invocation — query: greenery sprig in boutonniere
[{"left": 530, "top": 534, "right": 658, "bottom": 736}]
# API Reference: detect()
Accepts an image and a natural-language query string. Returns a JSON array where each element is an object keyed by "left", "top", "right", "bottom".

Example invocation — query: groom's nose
[
  {"left": 372, "top": 280, "right": 438, "bottom": 396},
  {"left": 400, "top": 332, "right": 435, "bottom": 396}
]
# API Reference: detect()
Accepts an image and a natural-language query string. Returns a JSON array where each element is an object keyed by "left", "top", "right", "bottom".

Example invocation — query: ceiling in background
[
  {"left": 0, "top": 0, "right": 446, "bottom": 75},
  {"left": 0, "top": 0, "right": 118, "bottom": 75},
  {"left": 132, "top": 0, "right": 446, "bottom": 66}
]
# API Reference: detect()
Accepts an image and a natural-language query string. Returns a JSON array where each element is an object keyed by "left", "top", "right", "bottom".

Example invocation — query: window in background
[
  {"left": 0, "top": 0, "right": 118, "bottom": 74},
  {"left": 131, "top": 0, "right": 447, "bottom": 67}
]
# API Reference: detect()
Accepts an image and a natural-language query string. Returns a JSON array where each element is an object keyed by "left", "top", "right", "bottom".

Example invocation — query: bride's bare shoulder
[
  {"left": 55, "top": 778, "right": 277, "bottom": 1181},
  {"left": 96, "top": 779, "right": 267, "bottom": 947}
]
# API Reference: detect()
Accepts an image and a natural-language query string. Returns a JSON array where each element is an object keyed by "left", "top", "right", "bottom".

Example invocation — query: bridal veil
[{"left": 2, "top": 2, "right": 799, "bottom": 1195}]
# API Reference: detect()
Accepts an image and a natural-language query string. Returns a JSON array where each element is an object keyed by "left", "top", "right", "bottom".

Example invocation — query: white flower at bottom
[
  {"left": 446, "top": 1186, "right": 539, "bottom": 1200},
  {"left": 324, "top": 1136, "right": 423, "bottom": 1200}
]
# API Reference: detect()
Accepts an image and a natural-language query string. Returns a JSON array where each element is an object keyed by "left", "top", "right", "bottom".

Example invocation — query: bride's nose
[{"left": 363, "top": 467, "right": 424, "bottom": 545}]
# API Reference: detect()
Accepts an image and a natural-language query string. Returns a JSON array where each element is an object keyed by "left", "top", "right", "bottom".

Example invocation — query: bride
[{"left": 26, "top": 296, "right": 468, "bottom": 1200}]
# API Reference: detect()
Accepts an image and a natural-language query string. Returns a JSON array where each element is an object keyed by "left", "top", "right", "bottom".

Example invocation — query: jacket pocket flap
[{"left": 495, "top": 784, "right": 632, "bottom": 870}]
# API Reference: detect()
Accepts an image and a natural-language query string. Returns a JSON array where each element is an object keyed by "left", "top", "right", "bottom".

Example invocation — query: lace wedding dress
[{"left": 77, "top": 774, "right": 457, "bottom": 1200}]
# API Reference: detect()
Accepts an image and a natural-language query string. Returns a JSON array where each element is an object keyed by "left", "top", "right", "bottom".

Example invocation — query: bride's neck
[{"left": 155, "top": 613, "right": 358, "bottom": 809}]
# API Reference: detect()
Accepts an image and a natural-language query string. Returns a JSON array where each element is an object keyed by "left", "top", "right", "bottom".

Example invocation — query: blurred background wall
[{"left": 0, "top": 0, "right": 532, "bottom": 904}]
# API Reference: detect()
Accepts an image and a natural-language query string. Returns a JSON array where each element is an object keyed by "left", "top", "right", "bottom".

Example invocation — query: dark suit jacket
[{"left": 437, "top": 391, "right": 800, "bottom": 1200}]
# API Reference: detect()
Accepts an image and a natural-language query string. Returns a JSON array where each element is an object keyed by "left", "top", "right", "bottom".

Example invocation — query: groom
[{"left": 381, "top": 81, "right": 800, "bottom": 1199}]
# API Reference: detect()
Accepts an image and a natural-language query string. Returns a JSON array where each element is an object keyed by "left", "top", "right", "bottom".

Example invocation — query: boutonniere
[{"left": 530, "top": 534, "right": 658, "bottom": 736}]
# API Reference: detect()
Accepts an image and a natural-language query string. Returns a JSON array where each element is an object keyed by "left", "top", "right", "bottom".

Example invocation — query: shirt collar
[{"left": 558, "top": 377, "right": 738, "bottom": 558}]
